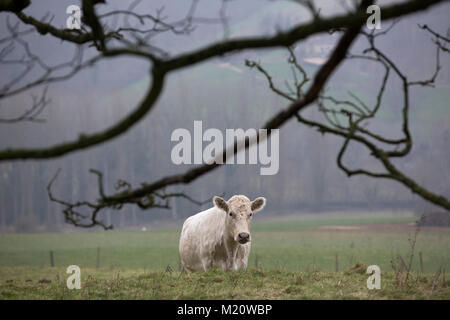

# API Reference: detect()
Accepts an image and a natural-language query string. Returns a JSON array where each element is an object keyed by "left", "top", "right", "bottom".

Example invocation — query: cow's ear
[
  {"left": 251, "top": 197, "right": 266, "bottom": 213},
  {"left": 213, "top": 196, "right": 229, "bottom": 213}
]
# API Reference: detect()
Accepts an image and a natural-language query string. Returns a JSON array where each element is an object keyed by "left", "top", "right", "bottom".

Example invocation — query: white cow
[{"left": 179, "top": 195, "right": 266, "bottom": 272}]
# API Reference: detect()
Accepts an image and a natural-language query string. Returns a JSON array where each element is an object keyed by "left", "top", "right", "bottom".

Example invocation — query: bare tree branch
[
  {"left": 0, "top": 0, "right": 444, "bottom": 162},
  {"left": 57, "top": 7, "right": 368, "bottom": 225},
  {"left": 46, "top": 167, "right": 217, "bottom": 229},
  {"left": 1, "top": 0, "right": 449, "bottom": 228},
  {"left": 0, "top": 86, "right": 49, "bottom": 123},
  {"left": 245, "top": 24, "right": 450, "bottom": 211}
]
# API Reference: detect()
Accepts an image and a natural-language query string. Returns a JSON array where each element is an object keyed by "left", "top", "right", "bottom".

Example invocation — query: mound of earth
[
  {"left": 420, "top": 212, "right": 450, "bottom": 227},
  {"left": 315, "top": 223, "right": 417, "bottom": 232}
]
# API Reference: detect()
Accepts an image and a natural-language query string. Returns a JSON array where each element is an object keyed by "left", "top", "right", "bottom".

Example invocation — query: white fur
[{"left": 179, "top": 195, "right": 264, "bottom": 272}]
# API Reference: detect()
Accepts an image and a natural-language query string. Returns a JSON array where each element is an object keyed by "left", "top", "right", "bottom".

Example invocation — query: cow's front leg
[
  {"left": 225, "top": 246, "right": 238, "bottom": 271},
  {"left": 235, "top": 244, "right": 250, "bottom": 270}
]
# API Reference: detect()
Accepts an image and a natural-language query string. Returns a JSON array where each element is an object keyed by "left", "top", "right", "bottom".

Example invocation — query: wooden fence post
[{"left": 96, "top": 247, "right": 100, "bottom": 269}]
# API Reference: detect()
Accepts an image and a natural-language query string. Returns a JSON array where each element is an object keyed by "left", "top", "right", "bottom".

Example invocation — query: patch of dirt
[
  {"left": 345, "top": 262, "right": 368, "bottom": 275},
  {"left": 317, "top": 225, "right": 364, "bottom": 231},
  {"left": 38, "top": 279, "right": 51, "bottom": 284}
]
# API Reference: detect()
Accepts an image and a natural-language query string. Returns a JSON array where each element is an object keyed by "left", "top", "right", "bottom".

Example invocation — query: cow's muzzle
[{"left": 237, "top": 232, "right": 250, "bottom": 244}]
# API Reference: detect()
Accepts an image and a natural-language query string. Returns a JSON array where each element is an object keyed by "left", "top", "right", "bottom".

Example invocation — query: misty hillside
[{"left": 0, "top": 0, "right": 449, "bottom": 232}]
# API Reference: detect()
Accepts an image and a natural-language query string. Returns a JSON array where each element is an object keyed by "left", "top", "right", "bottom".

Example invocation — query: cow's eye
[
  {"left": 249, "top": 213, "right": 253, "bottom": 217},
  {"left": 229, "top": 212, "right": 233, "bottom": 217}
]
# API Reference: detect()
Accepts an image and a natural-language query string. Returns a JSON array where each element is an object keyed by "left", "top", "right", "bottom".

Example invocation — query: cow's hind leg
[{"left": 200, "top": 250, "right": 214, "bottom": 272}]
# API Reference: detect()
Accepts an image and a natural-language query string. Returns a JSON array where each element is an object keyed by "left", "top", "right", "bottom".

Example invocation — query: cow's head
[{"left": 213, "top": 195, "right": 266, "bottom": 244}]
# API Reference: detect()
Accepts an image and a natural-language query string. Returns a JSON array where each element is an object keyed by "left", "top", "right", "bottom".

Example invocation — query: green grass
[
  {"left": 251, "top": 210, "right": 416, "bottom": 231},
  {"left": 0, "top": 211, "right": 448, "bottom": 272},
  {"left": 0, "top": 267, "right": 448, "bottom": 300},
  {"left": 0, "top": 211, "right": 449, "bottom": 299}
]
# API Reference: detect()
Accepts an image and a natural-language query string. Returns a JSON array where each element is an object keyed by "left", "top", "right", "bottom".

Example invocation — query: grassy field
[
  {"left": 0, "top": 210, "right": 449, "bottom": 299},
  {"left": 1, "top": 267, "right": 449, "bottom": 300}
]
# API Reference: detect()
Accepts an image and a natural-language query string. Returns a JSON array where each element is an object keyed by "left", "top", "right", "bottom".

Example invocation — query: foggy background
[{"left": 0, "top": 0, "right": 449, "bottom": 232}]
